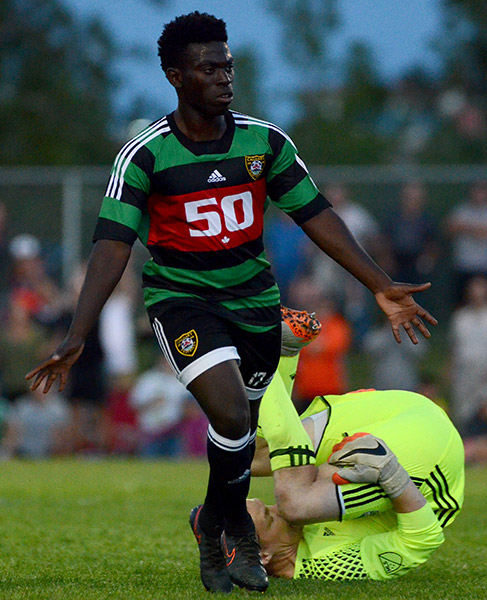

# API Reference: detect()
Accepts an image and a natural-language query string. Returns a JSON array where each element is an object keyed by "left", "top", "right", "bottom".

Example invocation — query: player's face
[
  {"left": 246, "top": 499, "right": 290, "bottom": 564},
  {"left": 173, "top": 41, "right": 234, "bottom": 117}
]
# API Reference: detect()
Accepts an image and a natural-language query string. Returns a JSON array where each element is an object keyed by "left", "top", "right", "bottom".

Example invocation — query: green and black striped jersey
[{"left": 94, "top": 110, "right": 329, "bottom": 326}]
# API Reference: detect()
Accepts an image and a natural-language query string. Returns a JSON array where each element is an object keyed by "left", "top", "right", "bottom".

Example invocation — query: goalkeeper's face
[{"left": 247, "top": 499, "right": 296, "bottom": 567}]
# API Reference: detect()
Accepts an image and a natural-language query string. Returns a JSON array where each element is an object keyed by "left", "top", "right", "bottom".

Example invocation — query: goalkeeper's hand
[{"left": 328, "top": 433, "right": 410, "bottom": 499}]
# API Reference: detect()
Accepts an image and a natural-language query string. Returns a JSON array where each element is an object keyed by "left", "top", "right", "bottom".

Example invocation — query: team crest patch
[
  {"left": 378, "top": 552, "right": 403, "bottom": 574},
  {"left": 245, "top": 155, "right": 265, "bottom": 180},
  {"left": 175, "top": 330, "right": 198, "bottom": 357}
]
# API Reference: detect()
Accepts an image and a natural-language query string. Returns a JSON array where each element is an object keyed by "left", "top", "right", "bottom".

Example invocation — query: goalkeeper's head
[
  {"left": 246, "top": 498, "right": 302, "bottom": 577},
  {"left": 157, "top": 11, "right": 228, "bottom": 73}
]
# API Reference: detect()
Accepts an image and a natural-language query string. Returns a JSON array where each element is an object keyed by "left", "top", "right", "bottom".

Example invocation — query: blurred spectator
[
  {"left": 264, "top": 209, "right": 311, "bottom": 305},
  {"left": 100, "top": 260, "right": 138, "bottom": 380},
  {"left": 308, "top": 184, "right": 386, "bottom": 342},
  {"left": 180, "top": 398, "right": 208, "bottom": 458},
  {"left": 129, "top": 357, "right": 190, "bottom": 458},
  {"left": 103, "top": 382, "right": 138, "bottom": 456},
  {"left": 0, "top": 295, "right": 45, "bottom": 400},
  {"left": 449, "top": 275, "right": 487, "bottom": 435},
  {"left": 0, "top": 387, "right": 70, "bottom": 459},
  {"left": 363, "top": 322, "right": 425, "bottom": 392},
  {"left": 386, "top": 182, "right": 439, "bottom": 283},
  {"left": 0, "top": 202, "right": 11, "bottom": 312},
  {"left": 446, "top": 181, "right": 487, "bottom": 305},
  {"left": 417, "top": 374, "right": 449, "bottom": 414},
  {"left": 291, "top": 277, "right": 352, "bottom": 409},
  {"left": 8, "top": 234, "right": 61, "bottom": 325},
  {"left": 52, "top": 265, "right": 107, "bottom": 454},
  {"left": 0, "top": 393, "right": 8, "bottom": 439},
  {"left": 463, "top": 402, "right": 487, "bottom": 464}
]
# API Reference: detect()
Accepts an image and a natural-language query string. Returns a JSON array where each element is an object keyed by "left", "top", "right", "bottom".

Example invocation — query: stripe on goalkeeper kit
[
  {"left": 269, "top": 445, "right": 315, "bottom": 467},
  {"left": 340, "top": 483, "right": 388, "bottom": 509},
  {"left": 423, "top": 465, "right": 460, "bottom": 528}
]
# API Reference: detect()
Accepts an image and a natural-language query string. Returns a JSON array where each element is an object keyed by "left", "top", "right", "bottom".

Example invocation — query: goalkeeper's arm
[{"left": 328, "top": 434, "right": 445, "bottom": 579}]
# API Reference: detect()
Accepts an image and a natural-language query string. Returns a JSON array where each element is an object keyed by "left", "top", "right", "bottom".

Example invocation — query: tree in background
[
  {"left": 0, "top": 0, "right": 118, "bottom": 165},
  {"left": 290, "top": 41, "right": 389, "bottom": 165},
  {"left": 268, "top": 0, "right": 487, "bottom": 165},
  {"left": 418, "top": 0, "right": 487, "bottom": 164}
]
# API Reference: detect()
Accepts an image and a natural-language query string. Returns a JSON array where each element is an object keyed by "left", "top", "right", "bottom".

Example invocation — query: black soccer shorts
[{"left": 148, "top": 303, "right": 281, "bottom": 399}]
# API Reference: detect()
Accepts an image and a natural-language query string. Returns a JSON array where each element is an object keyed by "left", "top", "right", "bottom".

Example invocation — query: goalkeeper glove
[{"left": 328, "top": 432, "right": 410, "bottom": 499}]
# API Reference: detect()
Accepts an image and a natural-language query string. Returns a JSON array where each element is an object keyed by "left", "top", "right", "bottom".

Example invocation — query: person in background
[
  {"left": 290, "top": 278, "right": 352, "bottom": 409},
  {"left": 363, "top": 320, "right": 425, "bottom": 392},
  {"left": 0, "top": 202, "right": 11, "bottom": 313},
  {"left": 0, "top": 387, "right": 70, "bottom": 459},
  {"left": 264, "top": 209, "right": 311, "bottom": 305},
  {"left": 129, "top": 357, "right": 190, "bottom": 458},
  {"left": 449, "top": 275, "right": 487, "bottom": 435},
  {"left": 387, "top": 182, "right": 439, "bottom": 284},
  {"left": 446, "top": 181, "right": 487, "bottom": 306},
  {"left": 462, "top": 400, "right": 487, "bottom": 464},
  {"left": 52, "top": 265, "right": 107, "bottom": 454},
  {"left": 8, "top": 234, "right": 60, "bottom": 326},
  {"left": 0, "top": 294, "right": 46, "bottom": 401},
  {"left": 307, "top": 184, "right": 387, "bottom": 343},
  {"left": 100, "top": 260, "right": 138, "bottom": 383}
]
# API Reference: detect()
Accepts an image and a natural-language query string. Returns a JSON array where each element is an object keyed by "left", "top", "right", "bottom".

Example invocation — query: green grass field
[{"left": 0, "top": 460, "right": 485, "bottom": 600}]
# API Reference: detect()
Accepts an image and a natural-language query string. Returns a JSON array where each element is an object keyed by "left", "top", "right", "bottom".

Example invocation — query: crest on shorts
[
  {"left": 175, "top": 329, "right": 198, "bottom": 357},
  {"left": 245, "top": 155, "right": 265, "bottom": 180}
]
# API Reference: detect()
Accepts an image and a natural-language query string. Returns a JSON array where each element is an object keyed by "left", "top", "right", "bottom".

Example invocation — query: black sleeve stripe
[
  {"left": 119, "top": 182, "right": 149, "bottom": 210},
  {"left": 92, "top": 217, "right": 137, "bottom": 245},
  {"left": 289, "top": 193, "right": 331, "bottom": 226},
  {"left": 267, "top": 160, "right": 308, "bottom": 200},
  {"left": 268, "top": 127, "right": 287, "bottom": 158},
  {"left": 131, "top": 144, "right": 155, "bottom": 178}
]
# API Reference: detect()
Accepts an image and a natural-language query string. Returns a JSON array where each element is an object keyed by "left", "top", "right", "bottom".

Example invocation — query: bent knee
[{"left": 211, "top": 409, "right": 250, "bottom": 440}]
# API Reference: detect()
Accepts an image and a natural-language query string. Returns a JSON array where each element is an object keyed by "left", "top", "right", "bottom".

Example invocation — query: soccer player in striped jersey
[
  {"left": 248, "top": 308, "right": 463, "bottom": 581},
  {"left": 27, "top": 12, "right": 437, "bottom": 594}
]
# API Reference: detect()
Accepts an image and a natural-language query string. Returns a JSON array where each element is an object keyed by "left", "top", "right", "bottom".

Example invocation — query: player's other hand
[
  {"left": 328, "top": 433, "right": 410, "bottom": 498},
  {"left": 25, "top": 337, "right": 85, "bottom": 394},
  {"left": 374, "top": 282, "right": 438, "bottom": 344}
]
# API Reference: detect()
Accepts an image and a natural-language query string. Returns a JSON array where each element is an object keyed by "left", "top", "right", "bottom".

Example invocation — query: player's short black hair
[{"left": 157, "top": 11, "right": 228, "bottom": 72}]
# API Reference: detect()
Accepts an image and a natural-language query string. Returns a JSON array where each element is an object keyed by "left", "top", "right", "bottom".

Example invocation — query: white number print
[
  {"left": 185, "top": 198, "right": 222, "bottom": 237},
  {"left": 185, "top": 192, "right": 254, "bottom": 238}
]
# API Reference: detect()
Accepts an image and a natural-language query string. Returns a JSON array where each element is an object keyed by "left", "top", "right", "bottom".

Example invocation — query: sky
[{"left": 65, "top": 0, "right": 444, "bottom": 126}]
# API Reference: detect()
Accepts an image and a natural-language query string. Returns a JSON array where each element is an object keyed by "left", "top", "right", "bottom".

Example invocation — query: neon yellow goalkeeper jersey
[
  {"left": 257, "top": 356, "right": 464, "bottom": 581},
  {"left": 295, "top": 502, "right": 444, "bottom": 580}
]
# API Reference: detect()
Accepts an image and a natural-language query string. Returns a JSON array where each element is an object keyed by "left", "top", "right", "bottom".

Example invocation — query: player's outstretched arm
[
  {"left": 301, "top": 208, "right": 437, "bottom": 343},
  {"left": 26, "top": 239, "right": 132, "bottom": 393}
]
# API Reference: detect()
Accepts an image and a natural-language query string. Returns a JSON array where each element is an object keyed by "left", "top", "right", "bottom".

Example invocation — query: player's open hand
[
  {"left": 374, "top": 282, "right": 438, "bottom": 344},
  {"left": 25, "top": 337, "right": 85, "bottom": 394}
]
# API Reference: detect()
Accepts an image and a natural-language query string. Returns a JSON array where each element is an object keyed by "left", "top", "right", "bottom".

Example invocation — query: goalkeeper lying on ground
[{"left": 247, "top": 307, "right": 464, "bottom": 581}]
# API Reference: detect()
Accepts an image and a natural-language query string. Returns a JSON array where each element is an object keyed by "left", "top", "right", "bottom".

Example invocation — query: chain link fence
[{"left": 1, "top": 164, "right": 486, "bottom": 324}]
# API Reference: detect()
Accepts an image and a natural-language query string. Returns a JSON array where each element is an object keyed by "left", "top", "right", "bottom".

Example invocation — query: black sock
[{"left": 199, "top": 426, "right": 253, "bottom": 538}]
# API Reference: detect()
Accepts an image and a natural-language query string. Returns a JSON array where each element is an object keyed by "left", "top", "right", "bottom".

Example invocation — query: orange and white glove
[{"left": 328, "top": 433, "right": 410, "bottom": 499}]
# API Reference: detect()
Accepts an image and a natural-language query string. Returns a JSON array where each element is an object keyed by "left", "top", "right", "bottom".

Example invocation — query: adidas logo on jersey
[{"left": 207, "top": 169, "right": 226, "bottom": 183}]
